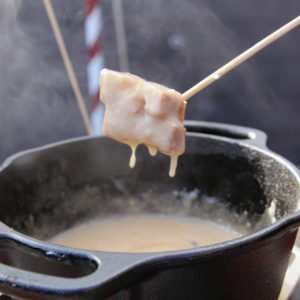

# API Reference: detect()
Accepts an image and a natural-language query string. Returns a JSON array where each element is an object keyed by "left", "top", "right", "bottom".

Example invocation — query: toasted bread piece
[{"left": 100, "top": 69, "right": 186, "bottom": 176}]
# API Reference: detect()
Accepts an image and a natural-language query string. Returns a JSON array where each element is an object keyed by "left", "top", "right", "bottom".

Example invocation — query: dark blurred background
[{"left": 0, "top": 0, "right": 299, "bottom": 167}]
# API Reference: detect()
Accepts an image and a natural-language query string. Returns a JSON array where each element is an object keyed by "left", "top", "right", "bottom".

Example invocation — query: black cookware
[{"left": 0, "top": 121, "right": 299, "bottom": 300}]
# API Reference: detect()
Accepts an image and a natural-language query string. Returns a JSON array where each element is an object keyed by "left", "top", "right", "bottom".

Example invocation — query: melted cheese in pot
[
  {"left": 51, "top": 214, "right": 241, "bottom": 253},
  {"left": 100, "top": 69, "right": 186, "bottom": 177}
]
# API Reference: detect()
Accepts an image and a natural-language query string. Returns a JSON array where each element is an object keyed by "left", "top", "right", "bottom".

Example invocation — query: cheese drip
[
  {"left": 169, "top": 155, "right": 179, "bottom": 177},
  {"left": 128, "top": 143, "right": 177, "bottom": 176},
  {"left": 147, "top": 145, "right": 158, "bottom": 156},
  {"left": 129, "top": 142, "right": 138, "bottom": 168}
]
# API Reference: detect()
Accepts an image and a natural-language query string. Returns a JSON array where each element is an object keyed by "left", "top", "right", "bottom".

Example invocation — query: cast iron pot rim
[
  {"left": 0, "top": 120, "right": 299, "bottom": 260},
  {"left": 0, "top": 121, "right": 299, "bottom": 298}
]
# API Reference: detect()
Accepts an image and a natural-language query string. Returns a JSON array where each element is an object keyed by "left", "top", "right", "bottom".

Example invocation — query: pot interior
[{"left": 0, "top": 131, "right": 299, "bottom": 242}]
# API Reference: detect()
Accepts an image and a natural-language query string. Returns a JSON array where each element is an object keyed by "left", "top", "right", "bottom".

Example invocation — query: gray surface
[{"left": 0, "top": 0, "right": 299, "bottom": 165}]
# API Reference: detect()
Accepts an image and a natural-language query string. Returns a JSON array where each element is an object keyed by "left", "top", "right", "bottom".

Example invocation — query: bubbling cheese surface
[{"left": 100, "top": 69, "right": 186, "bottom": 177}]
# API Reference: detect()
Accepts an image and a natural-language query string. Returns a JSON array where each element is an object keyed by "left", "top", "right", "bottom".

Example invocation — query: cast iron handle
[
  {"left": 184, "top": 120, "right": 268, "bottom": 149},
  {"left": 0, "top": 224, "right": 152, "bottom": 300}
]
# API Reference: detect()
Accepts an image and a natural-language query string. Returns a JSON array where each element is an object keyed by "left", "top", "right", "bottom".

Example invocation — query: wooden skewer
[
  {"left": 112, "top": 0, "right": 130, "bottom": 72},
  {"left": 182, "top": 16, "right": 300, "bottom": 101},
  {"left": 43, "top": 0, "right": 93, "bottom": 135}
]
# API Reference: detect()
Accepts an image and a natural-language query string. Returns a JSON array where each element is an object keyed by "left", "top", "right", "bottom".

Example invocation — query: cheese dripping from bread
[{"left": 100, "top": 69, "right": 186, "bottom": 177}]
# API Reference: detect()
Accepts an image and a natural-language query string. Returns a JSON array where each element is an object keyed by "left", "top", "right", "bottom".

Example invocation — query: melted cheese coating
[{"left": 100, "top": 69, "right": 186, "bottom": 177}]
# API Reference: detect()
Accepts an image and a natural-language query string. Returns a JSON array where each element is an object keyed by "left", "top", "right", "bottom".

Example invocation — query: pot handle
[
  {"left": 0, "top": 227, "right": 147, "bottom": 299},
  {"left": 184, "top": 120, "right": 268, "bottom": 149}
]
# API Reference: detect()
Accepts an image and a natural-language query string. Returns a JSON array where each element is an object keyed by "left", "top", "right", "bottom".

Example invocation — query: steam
[
  {"left": 0, "top": 0, "right": 296, "bottom": 163},
  {"left": 0, "top": 0, "right": 88, "bottom": 163}
]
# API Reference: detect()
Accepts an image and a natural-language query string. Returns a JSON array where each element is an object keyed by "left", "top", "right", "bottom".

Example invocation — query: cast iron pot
[{"left": 0, "top": 121, "right": 299, "bottom": 300}]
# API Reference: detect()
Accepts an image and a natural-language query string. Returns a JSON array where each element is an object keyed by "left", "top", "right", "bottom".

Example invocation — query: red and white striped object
[{"left": 85, "top": 0, "right": 105, "bottom": 135}]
